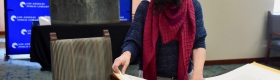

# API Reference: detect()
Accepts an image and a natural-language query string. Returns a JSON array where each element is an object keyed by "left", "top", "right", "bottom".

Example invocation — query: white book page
[
  {"left": 123, "top": 74, "right": 146, "bottom": 80},
  {"left": 205, "top": 64, "right": 280, "bottom": 80},
  {"left": 116, "top": 70, "right": 146, "bottom": 80}
]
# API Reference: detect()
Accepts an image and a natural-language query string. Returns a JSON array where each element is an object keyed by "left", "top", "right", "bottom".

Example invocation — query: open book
[
  {"left": 111, "top": 62, "right": 280, "bottom": 80},
  {"left": 110, "top": 71, "right": 146, "bottom": 80},
  {"left": 205, "top": 62, "right": 280, "bottom": 80}
]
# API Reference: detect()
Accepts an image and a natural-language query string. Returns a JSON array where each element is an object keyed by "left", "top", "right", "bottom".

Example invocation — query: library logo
[
  {"left": 12, "top": 43, "right": 18, "bottom": 49},
  {"left": 11, "top": 43, "right": 30, "bottom": 49},
  {"left": 10, "top": 15, "right": 38, "bottom": 22},
  {"left": 20, "top": 1, "right": 26, "bottom": 8},
  {"left": 19, "top": 1, "right": 49, "bottom": 8},
  {"left": 21, "top": 29, "right": 27, "bottom": 35},
  {"left": 21, "top": 29, "right": 31, "bottom": 35},
  {"left": 11, "top": 15, "right": 17, "bottom": 21}
]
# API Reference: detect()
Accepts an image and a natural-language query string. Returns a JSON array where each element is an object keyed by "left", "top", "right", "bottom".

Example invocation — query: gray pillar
[{"left": 49, "top": 0, "right": 120, "bottom": 25}]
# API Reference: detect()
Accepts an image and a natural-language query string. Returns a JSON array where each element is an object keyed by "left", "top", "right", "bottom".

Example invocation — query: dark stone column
[{"left": 49, "top": 0, "right": 120, "bottom": 25}]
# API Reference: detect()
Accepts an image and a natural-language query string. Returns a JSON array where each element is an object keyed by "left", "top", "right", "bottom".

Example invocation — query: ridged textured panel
[{"left": 51, "top": 37, "right": 112, "bottom": 80}]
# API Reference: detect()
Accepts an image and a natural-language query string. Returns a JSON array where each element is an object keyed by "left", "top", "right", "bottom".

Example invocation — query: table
[{"left": 30, "top": 22, "right": 137, "bottom": 71}]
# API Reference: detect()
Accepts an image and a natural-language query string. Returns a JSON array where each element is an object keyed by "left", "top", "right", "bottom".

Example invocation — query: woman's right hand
[{"left": 112, "top": 51, "right": 131, "bottom": 74}]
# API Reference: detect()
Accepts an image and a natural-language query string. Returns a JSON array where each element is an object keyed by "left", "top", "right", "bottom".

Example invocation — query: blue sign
[
  {"left": 6, "top": 0, "right": 132, "bottom": 55},
  {"left": 7, "top": 0, "right": 50, "bottom": 10},
  {"left": 6, "top": 0, "right": 50, "bottom": 54},
  {"left": 120, "top": 0, "right": 132, "bottom": 21}
]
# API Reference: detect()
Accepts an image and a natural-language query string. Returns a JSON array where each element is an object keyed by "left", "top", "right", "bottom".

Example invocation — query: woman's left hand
[{"left": 190, "top": 72, "right": 204, "bottom": 80}]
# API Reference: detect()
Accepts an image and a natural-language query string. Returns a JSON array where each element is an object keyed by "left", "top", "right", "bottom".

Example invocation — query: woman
[{"left": 112, "top": 0, "right": 207, "bottom": 80}]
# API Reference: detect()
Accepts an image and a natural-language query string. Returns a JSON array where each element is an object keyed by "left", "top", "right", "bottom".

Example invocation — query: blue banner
[
  {"left": 6, "top": 0, "right": 132, "bottom": 55},
  {"left": 120, "top": 0, "right": 132, "bottom": 21},
  {"left": 6, "top": 0, "right": 50, "bottom": 54},
  {"left": 7, "top": 0, "right": 50, "bottom": 10}
]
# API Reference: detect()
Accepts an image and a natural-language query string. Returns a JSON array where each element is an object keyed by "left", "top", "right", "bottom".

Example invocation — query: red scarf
[{"left": 142, "top": 0, "right": 196, "bottom": 80}]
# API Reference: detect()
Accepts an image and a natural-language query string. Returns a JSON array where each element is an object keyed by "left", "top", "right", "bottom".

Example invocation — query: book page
[
  {"left": 113, "top": 70, "right": 146, "bottom": 80},
  {"left": 205, "top": 63, "right": 280, "bottom": 80},
  {"left": 123, "top": 74, "right": 146, "bottom": 80}
]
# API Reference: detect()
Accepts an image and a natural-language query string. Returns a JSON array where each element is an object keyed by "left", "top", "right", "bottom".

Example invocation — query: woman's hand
[
  {"left": 112, "top": 51, "right": 131, "bottom": 74},
  {"left": 191, "top": 48, "right": 206, "bottom": 80},
  {"left": 190, "top": 72, "right": 204, "bottom": 80}
]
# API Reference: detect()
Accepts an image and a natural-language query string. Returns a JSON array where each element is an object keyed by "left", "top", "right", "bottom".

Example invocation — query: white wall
[
  {"left": 132, "top": 0, "right": 142, "bottom": 15},
  {"left": 0, "top": 0, "right": 4, "bottom": 31},
  {"left": 200, "top": 0, "right": 276, "bottom": 60},
  {"left": 132, "top": 0, "right": 277, "bottom": 60},
  {"left": 274, "top": 0, "right": 280, "bottom": 12}
]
